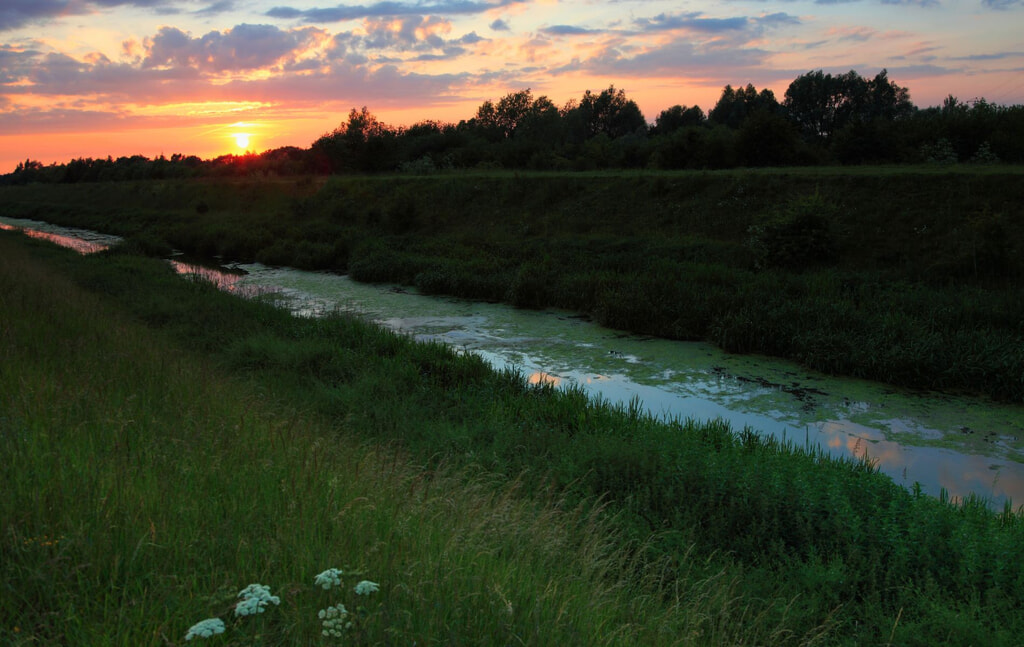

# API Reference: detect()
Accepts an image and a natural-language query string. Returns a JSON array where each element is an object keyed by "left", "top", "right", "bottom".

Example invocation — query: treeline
[
  {"left": 2, "top": 147, "right": 310, "bottom": 184},
  {"left": 5, "top": 68, "right": 1023, "bottom": 184}
]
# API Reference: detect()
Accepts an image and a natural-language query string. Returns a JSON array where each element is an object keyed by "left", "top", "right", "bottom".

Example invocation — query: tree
[
  {"left": 495, "top": 89, "right": 534, "bottom": 139},
  {"left": 341, "top": 106, "right": 388, "bottom": 143},
  {"left": 865, "top": 70, "right": 913, "bottom": 122},
  {"left": 311, "top": 107, "right": 396, "bottom": 173},
  {"left": 471, "top": 99, "right": 503, "bottom": 142},
  {"left": 737, "top": 111, "right": 802, "bottom": 166},
  {"left": 8, "top": 159, "right": 46, "bottom": 185},
  {"left": 783, "top": 71, "right": 842, "bottom": 139},
  {"left": 516, "top": 95, "right": 562, "bottom": 142},
  {"left": 783, "top": 69, "right": 913, "bottom": 141},
  {"left": 708, "top": 84, "right": 779, "bottom": 129},
  {"left": 569, "top": 86, "right": 646, "bottom": 140},
  {"left": 652, "top": 105, "right": 706, "bottom": 135},
  {"left": 473, "top": 89, "right": 565, "bottom": 143},
  {"left": 397, "top": 120, "right": 459, "bottom": 163}
]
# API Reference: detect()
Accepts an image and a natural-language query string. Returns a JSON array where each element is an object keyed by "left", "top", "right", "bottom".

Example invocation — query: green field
[{"left": 3, "top": 206, "right": 1024, "bottom": 645}]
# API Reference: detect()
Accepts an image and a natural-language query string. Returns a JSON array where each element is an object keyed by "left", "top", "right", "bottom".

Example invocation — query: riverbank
[
  {"left": 3, "top": 229, "right": 1024, "bottom": 645},
  {"left": 0, "top": 231, "right": 703, "bottom": 645},
  {"left": 1, "top": 167, "right": 1022, "bottom": 401}
]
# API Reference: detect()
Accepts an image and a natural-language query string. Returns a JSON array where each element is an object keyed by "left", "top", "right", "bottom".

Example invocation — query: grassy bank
[
  {"left": 3, "top": 229, "right": 1024, "bottom": 645},
  {"left": 1, "top": 167, "right": 1022, "bottom": 401},
  {"left": 0, "top": 231, "right": 733, "bottom": 645}
]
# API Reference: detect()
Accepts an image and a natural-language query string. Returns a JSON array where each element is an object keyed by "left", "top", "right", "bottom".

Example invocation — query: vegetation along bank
[
  {"left": 3, "top": 219, "right": 1024, "bottom": 645},
  {"left": 1, "top": 166, "right": 1022, "bottom": 401}
]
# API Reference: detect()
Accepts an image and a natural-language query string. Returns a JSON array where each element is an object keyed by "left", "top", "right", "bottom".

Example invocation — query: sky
[{"left": 1, "top": 0, "right": 1022, "bottom": 172}]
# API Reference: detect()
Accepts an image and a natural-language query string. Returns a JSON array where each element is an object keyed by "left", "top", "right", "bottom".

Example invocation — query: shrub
[{"left": 747, "top": 192, "right": 838, "bottom": 270}]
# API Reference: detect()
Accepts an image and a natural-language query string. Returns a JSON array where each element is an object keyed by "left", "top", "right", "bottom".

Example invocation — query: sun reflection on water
[
  {"left": 169, "top": 259, "right": 277, "bottom": 300},
  {"left": 0, "top": 222, "right": 110, "bottom": 254},
  {"left": 528, "top": 371, "right": 561, "bottom": 387}
]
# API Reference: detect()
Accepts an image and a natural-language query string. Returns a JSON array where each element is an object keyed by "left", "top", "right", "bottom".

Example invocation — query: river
[{"left": 4, "top": 215, "right": 1023, "bottom": 508}]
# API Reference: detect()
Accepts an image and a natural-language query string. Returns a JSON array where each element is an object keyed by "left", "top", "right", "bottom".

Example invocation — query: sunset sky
[{"left": 1, "top": 0, "right": 1022, "bottom": 172}]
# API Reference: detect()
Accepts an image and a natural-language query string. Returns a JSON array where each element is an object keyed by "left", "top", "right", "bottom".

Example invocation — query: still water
[{"left": 4, "top": 215, "right": 1023, "bottom": 507}]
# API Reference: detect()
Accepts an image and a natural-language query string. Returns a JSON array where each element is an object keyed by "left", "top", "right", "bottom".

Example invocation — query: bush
[
  {"left": 921, "top": 138, "right": 958, "bottom": 164},
  {"left": 747, "top": 192, "right": 838, "bottom": 270}
]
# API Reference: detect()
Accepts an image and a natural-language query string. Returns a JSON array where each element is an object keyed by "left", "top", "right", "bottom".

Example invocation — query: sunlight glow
[
  {"left": 233, "top": 133, "right": 251, "bottom": 150},
  {"left": 132, "top": 102, "right": 270, "bottom": 118}
]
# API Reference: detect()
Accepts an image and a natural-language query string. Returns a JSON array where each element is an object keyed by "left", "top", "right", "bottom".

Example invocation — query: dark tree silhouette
[
  {"left": 708, "top": 84, "right": 779, "bottom": 129},
  {"left": 653, "top": 105, "right": 706, "bottom": 135},
  {"left": 568, "top": 86, "right": 647, "bottom": 140},
  {"left": 312, "top": 107, "right": 397, "bottom": 172},
  {"left": 783, "top": 69, "right": 913, "bottom": 141}
]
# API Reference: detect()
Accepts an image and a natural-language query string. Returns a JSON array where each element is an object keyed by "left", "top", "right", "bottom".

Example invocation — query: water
[
  {"left": 228, "top": 265, "right": 1024, "bottom": 505},
  {"left": 4, "top": 215, "right": 1023, "bottom": 507},
  {"left": 0, "top": 216, "right": 122, "bottom": 253}
]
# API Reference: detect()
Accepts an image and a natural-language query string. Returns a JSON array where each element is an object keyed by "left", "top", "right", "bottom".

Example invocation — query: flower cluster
[
  {"left": 184, "top": 570, "right": 380, "bottom": 642},
  {"left": 184, "top": 618, "right": 225, "bottom": 641},
  {"left": 318, "top": 603, "right": 350, "bottom": 638},
  {"left": 314, "top": 568, "right": 343, "bottom": 590},
  {"left": 235, "top": 583, "right": 281, "bottom": 617},
  {"left": 22, "top": 534, "right": 64, "bottom": 548},
  {"left": 354, "top": 580, "right": 380, "bottom": 596}
]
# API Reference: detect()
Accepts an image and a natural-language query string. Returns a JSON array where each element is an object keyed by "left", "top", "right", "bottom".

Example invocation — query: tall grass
[{"left": 3, "top": 232, "right": 809, "bottom": 646}]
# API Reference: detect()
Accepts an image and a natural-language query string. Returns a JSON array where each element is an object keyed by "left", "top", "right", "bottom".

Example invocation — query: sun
[{"left": 233, "top": 133, "right": 251, "bottom": 150}]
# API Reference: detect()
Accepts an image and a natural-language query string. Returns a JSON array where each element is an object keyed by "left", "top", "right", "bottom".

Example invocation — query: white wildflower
[
  {"left": 318, "top": 603, "right": 349, "bottom": 638},
  {"left": 314, "top": 568, "right": 343, "bottom": 590},
  {"left": 235, "top": 596, "right": 261, "bottom": 617},
  {"left": 353, "top": 580, "right": 380, "bottom": 596},
  {"left": 235, "top": 583, "right": 280, "bottom": 617},
  {"left": 185, "top": 617, "right": 225, "bottom": 640}
]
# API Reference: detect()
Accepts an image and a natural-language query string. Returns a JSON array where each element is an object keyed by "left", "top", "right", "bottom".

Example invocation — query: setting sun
[{"left": 233, "top": 133, "right": 250, "bottom": 150}]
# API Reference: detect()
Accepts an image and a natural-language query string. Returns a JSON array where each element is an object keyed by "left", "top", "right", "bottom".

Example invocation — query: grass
[
  {"left": 3, "top": 228, "right": 1024, "bottom": 645},
  {"left": 0, "top": 232, "right": 738, "bottom": 646}
]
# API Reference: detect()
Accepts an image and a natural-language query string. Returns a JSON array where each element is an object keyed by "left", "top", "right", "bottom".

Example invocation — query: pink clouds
[
  {"left": 1, "top": 18, "right": 478, "bottom": 112},
  {"left": 265, "top": 0, "right": 525, "bottom": 23},
  {"left": 142, "top": 23, "right": 323, "bottom": 73}
]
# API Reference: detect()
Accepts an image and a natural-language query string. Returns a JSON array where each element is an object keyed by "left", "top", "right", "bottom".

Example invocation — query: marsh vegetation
[{"left": 3, "top": 168, "right": 1022, "bottom": 401}]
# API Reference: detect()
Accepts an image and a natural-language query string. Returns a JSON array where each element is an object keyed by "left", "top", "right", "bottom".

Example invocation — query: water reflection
[
  {"left": 815, "top": 420, "right": 1024, "bottom": 505},
  {"left": 171, "top": 260, "right": 245, "bottom": 290},
  {"left": 0, "top": 220, "right": 116, "bottom": 254},
  {"left": 168, "top": 259, "right": 275, "bottom": 301},
  {"left": 0, "top": 217, "right": 275, "bottom": 300},
  {"left": 528, "top": 372, "right": 561, "bottom": 387}
]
